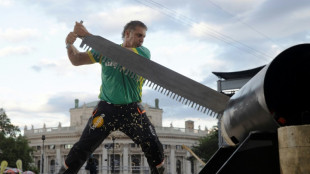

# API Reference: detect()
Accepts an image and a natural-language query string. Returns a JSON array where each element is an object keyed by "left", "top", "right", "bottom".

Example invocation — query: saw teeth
[
  {"left": 81, "top": 39, "right": 221, "bottom": 117},
  {"left": 206, "top": 109, "right": 210, "bottom": 115},
  {"left": 163, "top": 89, "right": 168, "bottom": 95},
  {"left": 160, "top": 87, "right": 165, "bottom": 93},
  {"left": 190, "top": 102, "right": 193, "bottom": 108},
  {"left": 145, "top": 80, "right": 150, "bottom": 86},
  {"left": 179, "top": 97, "right": 182, "bottom": 102},
  {"left": 203, "top": 108, "right": 207, "bottom": 113},
  {"left": 143, "top": 79, "right": 148, "bottom": 86},
  {"left": 184, "top": 99, "right": 188, "bottom": 105},
  {"left": 157, "top": 86, "right": 162, "bottom": 92},
  {"left": 166, "top": 91, "right": 170, "bottom": 96}
]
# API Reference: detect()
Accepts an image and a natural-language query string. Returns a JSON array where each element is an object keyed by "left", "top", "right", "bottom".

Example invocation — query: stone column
[
  {"left": 102, "top": 147, "right": 108, "bottom": 174},
  {"left": 143, "top": 156, "right": 148, "bottom": 173},
  {"left": 56, "top": 145, "right": 61, "bottom": 172},
  {"left": 44, "top": 155, "right": 48, "bottom": 174},
  {"left": 123, "top": 144, "right": 129, "bottom": 174},
  {"left": 170, "top": 146, "right": 175, "bottom": 174},
  {"left": 185, "top": 151, "right": 191, "bottom": 174}
]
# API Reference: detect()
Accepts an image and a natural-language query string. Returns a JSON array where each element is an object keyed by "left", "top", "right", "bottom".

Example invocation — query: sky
[{"left": 1, "top": 0, "right": 310, "bottom": 133}]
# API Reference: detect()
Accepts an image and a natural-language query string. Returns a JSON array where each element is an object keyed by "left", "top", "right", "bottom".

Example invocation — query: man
[{"left": 62, "top": 21, "right": 165, "bottom": 174}]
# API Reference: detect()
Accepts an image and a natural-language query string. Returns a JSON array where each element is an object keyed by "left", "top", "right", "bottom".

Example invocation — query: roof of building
[
  {"left": 84, "top": 101, "right": 100, "bottom": 107},
  {"left": 212, "top": 65, "right": 265, "bottom": 80}
]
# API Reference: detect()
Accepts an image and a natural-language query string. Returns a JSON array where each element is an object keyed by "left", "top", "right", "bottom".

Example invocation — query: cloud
[
  {"left": 45, "top": 92, "right": 98, "bottom": 113},
  {"left": 30, "top": 61, "right": 57, "bottom": 73},
  {"left": 8, "top": 111, "right": 70, "bottom": 131},
  {"left": 29, "top": 56, "right": 101, "bottom": 78},
  {"left": 85, "top": 5, "right": 163, "bottom": 38},
  {"left": 0, "top": 28, "right": 40, "bottom": 42},
  {"left": 0, "top": 0, "right": 14, "bottom": 7},
  {"left": 0, "top": 46, "right": 33, "bottom": 57},
  {"left": 2, "top": 91, "right": 99, "bottom": 130},
  {"left": 2, "top": 0, "right": 310, "bottom": 134},
  {"left": 31, "top": 65, "right": 42, "bottom": 72}
]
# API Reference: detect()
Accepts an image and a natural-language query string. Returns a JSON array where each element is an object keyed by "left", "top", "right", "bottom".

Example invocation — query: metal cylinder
[{"left": 221, "top": 44, "right": 310, "bottom": 145}]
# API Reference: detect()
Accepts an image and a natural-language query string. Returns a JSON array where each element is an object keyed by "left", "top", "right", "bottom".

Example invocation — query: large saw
[{"left": 80, "top": 35, "right": 229, "bottom": 117}]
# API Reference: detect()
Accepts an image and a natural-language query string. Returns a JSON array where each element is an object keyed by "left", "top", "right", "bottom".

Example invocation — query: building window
[
  {"left": 37, "top": 160, "right": 41, "bottom": 172},
  {"left": 130, "top": 143, "right": 140, "bottom": 148},
  {"left": 115, "top": 143, "right": 120, "bottom": 149},
  {"left": 64, "top": 144, "right": 73, "bottom": 149},
  {"left": 37, "top": 146, "right": 41, "bottom": 150},
  {"left": 176, "top": 160, "right": 182, "bottom": 174},
  {"left": 49, "top": 145, "right": 55, "bottom": 149},
  {"left": 50, "top": 160, "right": 55, "bottom": 174},
  {"left": 163, "top": 144, "right": 169, "bottom": 149},
  {"left": 131, "top": 154, "right": 141, "bottom": 174},
  {"left": 110, "top": 154, "right": 120, "bottom": 174},
  {"left": 164, "top": 155, "right": 169, "bottom": 172},
  {"left": 176, "top": 145, "right": 182, "bottom": 150},
  {"left": 191, "top": 159, "right": 194, "bottom": 174}
]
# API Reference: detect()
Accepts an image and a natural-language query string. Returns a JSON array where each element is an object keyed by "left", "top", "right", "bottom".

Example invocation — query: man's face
[{"left": 124, "top": 26, "right": 146, "bottom": 47}]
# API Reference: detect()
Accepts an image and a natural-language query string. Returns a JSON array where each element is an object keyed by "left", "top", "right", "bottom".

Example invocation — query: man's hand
[
  {"left": 66, "top": 32, "right": 78, "bottom": 45},
  {"left": 74, "top": 21, "right": 91, "bottom": 38}
]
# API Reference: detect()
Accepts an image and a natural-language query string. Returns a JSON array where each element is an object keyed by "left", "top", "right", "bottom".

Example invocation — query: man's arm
[{"left": 65, "top": 22, "right": 93, "bottom": 66}]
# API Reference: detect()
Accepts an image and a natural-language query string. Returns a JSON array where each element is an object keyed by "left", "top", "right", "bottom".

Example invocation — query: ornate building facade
[{"left": 24, "top": 99, "right": 209, "bottom": 174}]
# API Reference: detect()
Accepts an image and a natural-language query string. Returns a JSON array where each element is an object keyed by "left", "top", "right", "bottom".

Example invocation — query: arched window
[
  {"left": 50, "top": 160, "right": 55, "bottom": 173},
  {"left": 176, "top": 160, "right": 182, "bottom": 174},
  {"left": 131, "top": 154, "right": 141, "bottom": 174},
  {"left": 37, "top": 160, "right": 41, "bottom": 172}
]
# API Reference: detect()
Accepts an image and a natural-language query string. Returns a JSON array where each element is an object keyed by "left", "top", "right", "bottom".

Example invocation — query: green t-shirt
[{"left": 88, "top": 46, "right": 151, "bottom": 104}]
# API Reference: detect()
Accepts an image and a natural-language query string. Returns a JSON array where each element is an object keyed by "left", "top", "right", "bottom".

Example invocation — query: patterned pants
[{"left": 63, "top": 101, "right": 164, "bottom": 174}]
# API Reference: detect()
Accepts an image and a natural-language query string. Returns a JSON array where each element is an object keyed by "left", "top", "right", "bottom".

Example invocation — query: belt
[{"left": 100, "top": 100, "right": 137, "bottom": 107}]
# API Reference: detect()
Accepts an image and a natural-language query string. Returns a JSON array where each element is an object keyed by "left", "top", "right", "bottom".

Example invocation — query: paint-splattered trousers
[{"left": 63, "top": 100, "right": 164, "bottom": 174}]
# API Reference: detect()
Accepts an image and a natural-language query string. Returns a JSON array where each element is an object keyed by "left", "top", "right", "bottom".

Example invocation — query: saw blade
[{"left": 80, "top": 35, "right": 229, "bottom": 117}]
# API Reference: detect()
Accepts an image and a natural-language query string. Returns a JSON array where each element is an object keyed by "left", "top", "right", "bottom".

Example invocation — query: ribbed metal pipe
[{"left": 221, "top": 44, "right": 310, "bottom": 145}]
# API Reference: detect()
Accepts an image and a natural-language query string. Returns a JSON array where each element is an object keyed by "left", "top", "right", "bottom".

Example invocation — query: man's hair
[{"left": 122, "top": 20, "right": 147, "bottom": 39}]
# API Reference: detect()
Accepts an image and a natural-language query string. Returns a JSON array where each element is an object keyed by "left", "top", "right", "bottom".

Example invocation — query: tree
[
  {"left": 0, "top": 108, "right": 37, "bottom": 172},
  {"left": 191, "top": 126, "right": 219, "bottom": 163},
  {"left": 0, "top": 108, "right": 20, "bottom": 137}
]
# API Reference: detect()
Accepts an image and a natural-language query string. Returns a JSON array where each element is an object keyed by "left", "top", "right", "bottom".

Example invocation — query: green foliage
[
  {"left": 0, "top": 108, "right": 37, "bottom": 172},
  {"left": 27, "top": 164, "right": 39, "bottom": 174},
  {"left": 0, "top": 108, "right": 20, "bottom": 137},
  {"left": 192, "top": 127, "right": 219, "bottom": 163}
]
